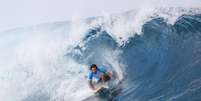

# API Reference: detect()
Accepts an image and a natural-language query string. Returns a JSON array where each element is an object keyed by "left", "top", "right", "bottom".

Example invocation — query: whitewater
[{"left": 0, "top": 7, "right": 201, "bottom": 101}]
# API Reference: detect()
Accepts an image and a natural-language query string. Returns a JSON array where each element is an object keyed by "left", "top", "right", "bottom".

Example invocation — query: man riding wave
[{"left": 87, "top": 64, "right": 112, "bottom": 90}]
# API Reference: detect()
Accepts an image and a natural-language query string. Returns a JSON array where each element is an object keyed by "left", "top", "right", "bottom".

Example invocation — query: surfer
[{"left": 87, "top": 64, "right": 112, "bottom": 90}]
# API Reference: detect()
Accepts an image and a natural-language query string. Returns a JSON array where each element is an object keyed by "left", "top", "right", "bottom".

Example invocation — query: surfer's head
[{"left": 90, "top": 64, "right": 97, "bottom": 73}]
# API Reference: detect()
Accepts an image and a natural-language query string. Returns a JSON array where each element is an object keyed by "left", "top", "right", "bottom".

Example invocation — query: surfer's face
[{"left": 91, "top": 67, "right": 97, "bottom": 73}]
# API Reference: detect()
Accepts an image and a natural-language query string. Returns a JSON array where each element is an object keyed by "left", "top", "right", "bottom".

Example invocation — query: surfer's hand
[
  {"left": 89, "top": 80, "right": 96, "bottom": 90},
  {"left": 90, "top": 86, "right": 96, "bottom": 90}
]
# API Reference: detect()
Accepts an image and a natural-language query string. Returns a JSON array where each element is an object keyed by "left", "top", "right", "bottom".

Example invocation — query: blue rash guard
[{"left": 87, "top": 66, "right": 107, "bottom": 82}]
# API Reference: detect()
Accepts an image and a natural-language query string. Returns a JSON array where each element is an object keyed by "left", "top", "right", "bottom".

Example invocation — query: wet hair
[{"left": 89, "top": 64, "right": 97, "bottom": 70}]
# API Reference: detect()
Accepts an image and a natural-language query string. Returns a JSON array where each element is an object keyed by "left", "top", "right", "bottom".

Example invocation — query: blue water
[
  {"left": 116, "top": 14, "right": 201, "bottom": 101},
  {"left": 71, "top": 14, "right": 201, "bottom": 101},
  {"left": 0, "top": 8, "right": 201, "bottom": 101}
]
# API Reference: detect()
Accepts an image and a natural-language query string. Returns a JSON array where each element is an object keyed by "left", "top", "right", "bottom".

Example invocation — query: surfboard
[{"left": 84, "top": 71, "right": 123, "bottom": 101}]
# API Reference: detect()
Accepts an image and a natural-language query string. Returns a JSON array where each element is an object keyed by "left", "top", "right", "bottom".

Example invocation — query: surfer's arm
[
  {"left": 87, "top": 72, "right": 95, "bottom": 90},
  {"left": 88, "top": 80, "right": 95, "bottom": 90}
]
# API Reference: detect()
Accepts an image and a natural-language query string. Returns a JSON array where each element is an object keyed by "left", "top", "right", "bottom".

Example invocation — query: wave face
[
  {"left": 116, "top": 14, "right": 201, "bottom": 101},
  {"left": 0, "top": 8, "right": 201, "bottom": 101}
]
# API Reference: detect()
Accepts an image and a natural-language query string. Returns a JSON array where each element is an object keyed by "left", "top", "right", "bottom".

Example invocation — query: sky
[{"left": 0, "top": 0, "right": 201, "bottom": 32}]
